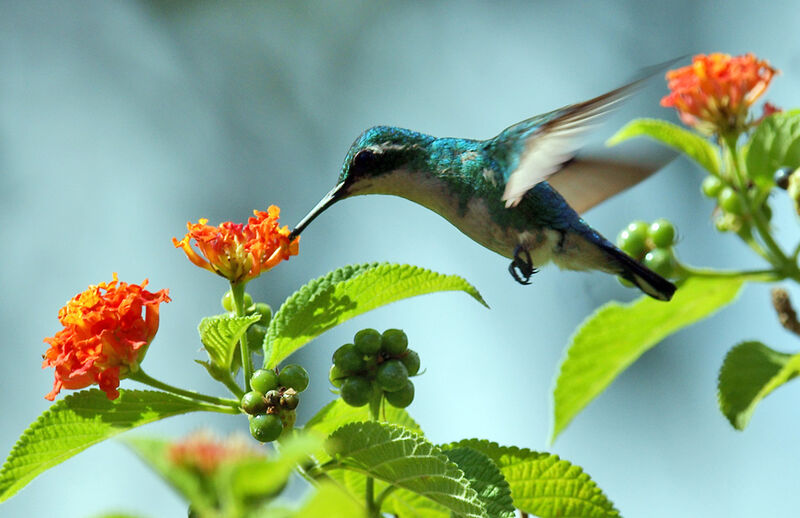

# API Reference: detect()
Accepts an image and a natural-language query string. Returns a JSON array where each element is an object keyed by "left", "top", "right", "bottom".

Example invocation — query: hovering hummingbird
[{"left": 290, "top": 66, "right": 678, "bottom": 301}]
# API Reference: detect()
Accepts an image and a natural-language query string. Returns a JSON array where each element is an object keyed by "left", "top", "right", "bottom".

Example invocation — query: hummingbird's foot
[{"left": 509, "top": 245, "right": 538, "bottom": 285}]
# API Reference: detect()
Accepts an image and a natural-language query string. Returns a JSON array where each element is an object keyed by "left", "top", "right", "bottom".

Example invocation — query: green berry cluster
[
  {"left": 616, "top": 219, "right": 678, "bottom": 281},
  {"left": 221, "top": 290, "right": 272, "bottom": 350},
  {"left": 330, "top": 328, "right": 420, "bottom": 409},
  {"left": 701, "top": 174, "right": 773, "bottom": 232},
  {"left": 242, "top": 364, "right": 308, "bottom": 443}
]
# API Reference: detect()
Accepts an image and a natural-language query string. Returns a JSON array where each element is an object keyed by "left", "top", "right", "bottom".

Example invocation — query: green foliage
[
  {"left": 261, "top": 483, "right": 366, "bottom": 518},
  {"left": 441, "top": 447, "right": 515, "bottom": 518},
  {"left": 746, "top": 110, "right": 800, "bottom": 189},
  {"left": 263, "top": 263, "right": 487, "bottom": 368},
  {"left": 552, "top": 275, "right": 746, "bottom": 441},
  {"left": 607, "top": 118, "right": 721, "bottom": 175},
  {"left": 198, "top": 314, "right": 261, "bottom": 373},
  {"left": 449, "top": 439, "right": 619, "bottom": 517},
  {"left": 0, "top": 390, "right": 209, "bottom": 502},
  {"left": 325, "top": 422, "right": 486, "bottom": 517},
  {"left": 718, "top": 341, "right": 800, "bottom": 430}
]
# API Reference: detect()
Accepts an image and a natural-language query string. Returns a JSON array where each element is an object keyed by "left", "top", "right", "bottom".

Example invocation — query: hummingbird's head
[{"left": 290, "top": 126, "right": 431, "bottom": 238}]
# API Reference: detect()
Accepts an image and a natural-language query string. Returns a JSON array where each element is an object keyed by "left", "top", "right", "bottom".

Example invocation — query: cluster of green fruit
[
  {"left": 330, "top": 328, "right": 420, "bottom": 409},
  {"left": 701, "top": 175, "right": 772, "bottom": 232},
  {"left": 221, "top": 291, "right": 272, "bottom": 349},
  {"left": 241, "top": 365, "right": 309, "bottom": 443},
  {"left": 616, "top": 218, "right": 678, "bottom": 280}
]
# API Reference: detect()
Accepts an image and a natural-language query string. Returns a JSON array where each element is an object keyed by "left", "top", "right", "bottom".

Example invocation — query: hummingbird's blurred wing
[
  {"left": 547, "top": 152, "right": 675, "bottom": 214},
  {"left": 500, "top": 58, "right": 683, "bottom": 208}
]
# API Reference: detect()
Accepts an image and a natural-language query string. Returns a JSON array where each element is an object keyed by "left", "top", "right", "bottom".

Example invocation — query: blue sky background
[{"left": 2, "top": 1, "right": 799, "bottom": 516}]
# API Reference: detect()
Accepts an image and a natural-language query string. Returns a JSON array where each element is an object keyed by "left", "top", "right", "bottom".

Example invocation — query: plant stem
[
  {"left": 374, "top": 485, "right": 399, "bottom": 511},
  {"left": 230, "top": 282, "right": 254, "bottom": 389},
  {"left": 220, "top": 370, "right": 245, "bottom": 399},
  {"left": 675, "top": 263, "right": 779, "bottom": 282},
  {"left": 129, "top": 369, "right": 241, "bottom": 411},
  {"left": 366, "top": 477, "right": 377, "bottom": 517}
]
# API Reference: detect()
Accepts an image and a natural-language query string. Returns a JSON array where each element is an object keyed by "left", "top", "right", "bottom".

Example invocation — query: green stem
[
  {"left": 230, "top": 282, "right": 254, "bottom": 389},
  {"left": 374, "top": 485, "right": 399, "bottom": 511},
  {"left": 129, "top": 369, "right": 241, "bottom": 411},
  {"left": 675, "top": 263, "right": 779, "bottom": 282},
  {"left": 723, "top": 133, "right": 790, "bottom": 269},
  {"left": 366, "top": 477, "right": 377, "bottom": 517},
  {"left": 220, "top": 370, "right": 245, "bottom": 399}
]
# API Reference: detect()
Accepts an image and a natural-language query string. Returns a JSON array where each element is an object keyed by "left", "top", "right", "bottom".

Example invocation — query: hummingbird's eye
[{"left": 351, "top": 149, "right": 378, "bottom": 174}]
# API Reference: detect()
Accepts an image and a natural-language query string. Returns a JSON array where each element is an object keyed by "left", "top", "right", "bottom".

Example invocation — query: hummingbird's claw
[{"left": 509, "top": 246, "right": 537, "bottom": 285}]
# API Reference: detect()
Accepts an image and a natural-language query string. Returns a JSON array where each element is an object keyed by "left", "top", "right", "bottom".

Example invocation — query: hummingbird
[{"left": 290, "top": 68, "right": 677, "bottom": 301}]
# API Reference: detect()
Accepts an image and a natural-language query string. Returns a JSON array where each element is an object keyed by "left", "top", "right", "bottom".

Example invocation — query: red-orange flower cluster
[
  {"left": 173, "top": 206, "right": 299, "bottom": 284},
  {"left": 42, "top": 274, "right": 170, "bottom": 401},
  {"left": 168, "top": 431, "right": 259, "bottom": 475},
  {"left": 661, "top": 53, "right": 777, "bottom": 134}
]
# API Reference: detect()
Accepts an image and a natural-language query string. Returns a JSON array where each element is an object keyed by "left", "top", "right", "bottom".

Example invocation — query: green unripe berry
[
  {"left": 618, "top": 276, "right": 635, "bottom": 288},
  {"left": 250, "top": 369, "right": 279, "bottom": 393},
  {"left": 384, "top": 380, "right": 415, "bottom": 408},
  {"left": 221, "top": 291, "right": 234, "bottom": 312},
  {"left": 701, "top": 175, "right": 724, "bottom": 198},
  {"left": 333, "top": 344, "right": 366, "bottom": 374},
  {"left": 281, "top": 391, "right": 300, "bottom": 410},
  {"left": 278, "top": 364, "right": 309, "bottom": 392},
  {"left": 616, "top": 221, "right": 649, "bottom": 259},
  {"left": 718, "top": 187, "right": 744, "bottom": 215},
  {"left": 354, "top": 328, "right": 382, "bottom": 355},
  {"left": 250, "top": 414, "right": 283, "bottom": 443},
  {"left": 643, "top": 248, "right": 675, "bottom": 278},
  {"left": 243, "top": 293, "right": 253, "bottom": 308},
  {"left": 240, "top": 391, "right": 267, "bottom": 415},
  {"left": 376, "top": 360, "right": 409, "bottom": 392},
  {"left": 340, "top": 376, "right": 372, "bottom": 407},
  {"left": 400, "top": 350, "right": 420, "bottom": 376},
  {"left": 381, "top": 329, "right": 408, "bottom": 356},
  {"left": 251, "top": 302, "right": 272, "bottom": 326},
  {"left": 329, "top": 365, "right": 347, "bottom": 388},
  {"left": 648, "top": 218, "right": 676, "bottom": 248},
  {"left": 246, "top": 324, "right": 267, "bottom": 350}
]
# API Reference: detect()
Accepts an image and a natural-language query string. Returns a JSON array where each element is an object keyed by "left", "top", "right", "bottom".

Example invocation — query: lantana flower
[
  {"left": 660, "top": 53, "right": 777, "bottom": 135},
  {"left": 42, "top": 274, "right": 170, "bottom": 401},
  {"left": 168, "top": 431, "right": 259, "bottom": 475},
  {"left": 173, "top": 206, "right": 298, "bottom": 284}
]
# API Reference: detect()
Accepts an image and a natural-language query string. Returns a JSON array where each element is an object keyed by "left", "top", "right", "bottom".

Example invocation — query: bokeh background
[{"left": 2, "top": 1, "right": 800, "bottom": 516}]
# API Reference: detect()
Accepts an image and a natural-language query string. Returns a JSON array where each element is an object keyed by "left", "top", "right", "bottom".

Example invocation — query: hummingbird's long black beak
[{"left": 289, "top": 182, "right": 347, "bottom": 239}]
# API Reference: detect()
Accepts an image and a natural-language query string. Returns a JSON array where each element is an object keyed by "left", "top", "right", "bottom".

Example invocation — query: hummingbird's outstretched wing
[{"left": 499, "top": 58, "right": 683, "bottom": 208}]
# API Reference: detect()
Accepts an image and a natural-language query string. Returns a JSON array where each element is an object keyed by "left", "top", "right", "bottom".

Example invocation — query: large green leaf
[
  {"left": 746, "top": 110, "right": 800, "bottom": 188},
  {"left": 607, "top": 118, "right": 721, "bottom": 175},
  {"left": 198, "top": 313, "right": 261, "bottom": 372},
  {"left": 717, "top": 341, "right": 800, "bottom": 430},
  {"left": 442, "top": 447, "right": 515, "bottom": 518},
  {"left": 326, "top": 422, "right": 486, "bottom": 518},
  {"left": 0, "top": 389, "right": 209, "bottom": 502},
  {"left": 552, "top": 275, "right": 747, "bottom": 442},
  {"left": 256, "top": 483, "right": 366, "bottom": 518},
  {"left": 450, "top": 440, "right": 619, "bottom": 518},
  {"left": 304, "top": 398, "right": 422, "bottom": 438},
  {"left": 263, "top": 263, "right": 487, "bottom": 368}
]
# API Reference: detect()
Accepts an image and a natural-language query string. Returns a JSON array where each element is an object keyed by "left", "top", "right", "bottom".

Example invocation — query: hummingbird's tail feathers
[{"left": 602, "top": 243, "right": 677, "bottom": 301}]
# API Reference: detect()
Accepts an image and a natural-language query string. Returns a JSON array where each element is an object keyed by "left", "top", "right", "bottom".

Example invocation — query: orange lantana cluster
[
  {"left": 661, "top": 53, "right": 777, "bottom": 134},
  {"left": 42, "top": 274, "right": 170, "bottom": 400},
  {"left": 168, "top": 431, "right": 259, "bottom": 475},
  {"left": 173, "top": 206, "right": 298, "bottom": 284}
]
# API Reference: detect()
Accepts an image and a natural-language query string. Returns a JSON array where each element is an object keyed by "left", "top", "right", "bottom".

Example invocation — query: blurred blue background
[{"left": 2, "top": 1, "right": 800, "bottom": 516}]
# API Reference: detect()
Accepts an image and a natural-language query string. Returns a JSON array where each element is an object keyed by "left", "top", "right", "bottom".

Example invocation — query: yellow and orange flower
[
  {"left": 168, "top": 431, "right": 260, "bottom": 475},
  {"left": 173, "top": 206, "right": 299, "bottom": 284},
  {"left": 43, "top": 274, "right": 170, "bottom": 401},
  {"left": 661, "top": 53, "right": 778, "bottom": 134}
]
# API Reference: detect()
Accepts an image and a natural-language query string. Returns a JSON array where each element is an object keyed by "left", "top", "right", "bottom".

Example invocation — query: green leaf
[
  {"left": 198, "top": 313, "right": 261, "bottom": 371},
  {"left": 552, "top": 275, "right": 746, "bottom": 442},
  {"left": 442, "top": 447, "right": 515, "bottom": 518},
  {"left": 0, "top": 389, "right": 209, "bottom": 503},
  {"left": 746, "top": 110, "right": 800, "bottom": 188},
  {"left": 718, "top": 341, "right": 800, "bottom": 430},
  {"left": 304, "top": 398, "right": 422, "bottom": 438},
  {"left": 607, "top": 118, "right": 721, "bottom": 175},
  {"left": 326, "top": 422, "right": 486, "bottom": 518},
  {"left": 285, "top": 482, "right": 366, "bottom": 518},
  {"left": 449, "top": 439, "right": 619, "bottom": 518},
  {"left": 264, "top": 263, "right": 487, "bottom": 368}
]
